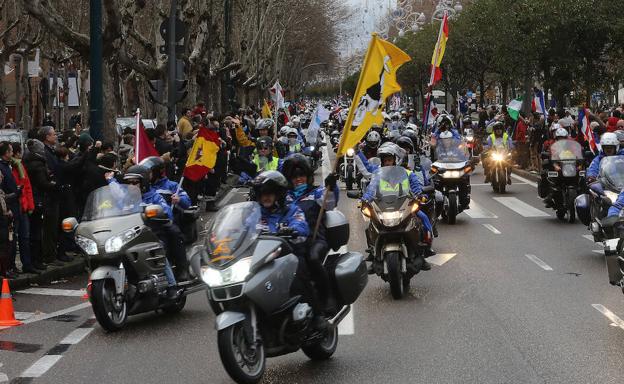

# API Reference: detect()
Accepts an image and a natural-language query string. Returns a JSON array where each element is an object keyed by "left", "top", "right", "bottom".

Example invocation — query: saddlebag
[
  {"left": 331, "top": 252, "right": 368, "bottom": 305},
  {"left": 575, "top": 194, "right": 591, "bottom": 226},
  {"left": 324, "top": 210, "right": 349, "bottom": 251},
  {"left": 605, "top": 249, "right": 624, "bottom": 286}
]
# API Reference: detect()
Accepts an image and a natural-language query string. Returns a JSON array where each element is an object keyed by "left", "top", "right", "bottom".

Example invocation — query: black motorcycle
[{"left": 542, "top": 139, "right": 586, "bottom": 222}]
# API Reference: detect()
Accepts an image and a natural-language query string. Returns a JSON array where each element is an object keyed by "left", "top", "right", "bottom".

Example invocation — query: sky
[{"left": 341, "top": 0, "right": 395, "bottom": 56}]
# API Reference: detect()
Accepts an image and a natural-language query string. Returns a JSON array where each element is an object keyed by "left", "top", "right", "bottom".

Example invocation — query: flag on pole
[
  {"left": 423, "top": 95, "right": 436, "bottom": 128},
  {"left": 135, "top": 108, "right": 159, "bottom": 163},
  {"left": 270, "top": 81, "right": 285, "bottom": 110},
  {"left": 578, "top": 107, "right": 598, "bottom": 154},
  {"left": 429, "top": 11, "right": 449, "bottom": 86},
  {"left": 183, "top": 125, "right": 222, "bottom": 182},
  {"left": 336, "top": 34, "right": 411, "bottom": 157},
  {"left": 261, "top": 99, "right": 273, "bottom": 118},
  {"left": 508, "top": 97, "right": 523, "bottom": 121},
  {"left": 532, "top": 88, "right": 547, "bottom": 117},
  {"left": 307, "top": 103, "right": 331, "bottom": 143}
]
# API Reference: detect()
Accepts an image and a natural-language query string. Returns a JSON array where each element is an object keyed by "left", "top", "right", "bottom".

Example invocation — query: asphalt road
[{"left": 2, "top": 147, "right": 624, "bottom": 384}]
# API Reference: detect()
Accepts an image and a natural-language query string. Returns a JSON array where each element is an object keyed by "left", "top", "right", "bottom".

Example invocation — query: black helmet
[
  {"left": 436, "top": 114, "right": 454, "bottom": 130},
  {"left": 462, "top": 117, "right": 472, "bottom": 125},
  {"left": 256, "top": 136, "right": 274, "bottom": 151},
  {"left": 251, "top": 170, "right": 289, "bottom": 207},
  {"left": 123, "top": 165, "right": 151, "bottom": 192},
  {"left": 139, "top": 156, "right": 165, "bottom": 181},
  {"left": 396, "top": 136, "right": 414, "bottom": 154},
  {"left": 281, "top": 153, "right": 313, "bottom": 187},
  {"left": 402, "top": 129, "right": 419, "bottom": 151}
]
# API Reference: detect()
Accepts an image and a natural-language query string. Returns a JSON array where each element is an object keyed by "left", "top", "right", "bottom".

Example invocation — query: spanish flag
[
  {"left": 183, "top": 125, "right": 221, "bottom": 182},
  {"left": 261, "top": 99, "right": 273, "bottom": 119},
  {"left": 336, "top": 34, "right": 410, "bottom": 157},
  {"left": 429, "top": 11, "right": 449, "bottom": 86}
]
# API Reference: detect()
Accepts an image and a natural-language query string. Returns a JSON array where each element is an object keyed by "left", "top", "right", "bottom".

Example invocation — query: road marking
[
  {"left": 60, "top": 328, "right": 94, "bottom": 345},
  {"left": 0, "top": 363, "right": 7, "bottom": 382},
  {"left": 582, "top": 234, "right": 596, "bottom": 242},
  {"left": 0, "top": 303, "right": 91, "bottom": 331},
  {"left": 511, "top": 173, "right": 538, "bottom": 188},
  {"left": 525, "top": 254, "right": 553, "bottom": 271},
  {"left": 14, "top": 311, "right": 38, "bottom": 320},
  {"left": 428, "top": 253, "right": 457, "bottom": 266},
  {"left": 592, "top": 304, "right": 624, "bottom": 330},
  {"left": 472, "top": 182, "right": 527, "bottom": 187},
  {"left": 592, "top": 250, "right": 604, "bottom": 255},
  {"left": 18, "top": 288, "right": 86, "bottom": 297},
  {"left": 464, "top": 201, "right": 498, "bottom": 218},
  {"left": 338, "top": 306, "right": 354, "bottom": 335},
  {"left": 493, "top": 197, "right": 550, "bottom": 217},
  {"left": 483, "top": 224, "right": 501, "bottom": 234},
  {"left": 21, "top": 355, "right": 63, "bottom": 378},
  {"left": 217, "top": 187, "right": 239, "bottom": 208}
]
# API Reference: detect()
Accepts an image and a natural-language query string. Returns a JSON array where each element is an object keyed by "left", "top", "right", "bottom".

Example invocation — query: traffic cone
[{"left": 0, "top": 278, "right": 22, "bottom": 327}]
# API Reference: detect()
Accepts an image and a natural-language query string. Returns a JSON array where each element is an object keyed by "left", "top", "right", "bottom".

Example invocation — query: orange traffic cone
[{"left": 0, "top": 278, "right": 23, "bottom": 327}]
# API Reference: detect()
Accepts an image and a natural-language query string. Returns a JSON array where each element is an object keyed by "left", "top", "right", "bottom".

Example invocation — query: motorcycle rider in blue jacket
[
  {"left": 587, "top": 132, "right": 624, "bottom": 181},
  {"left": 432, "top": 114, "right": 461, "bottom": 140},
  {"left": 139, "top": 156, "right": 192, "bottom": 210}
]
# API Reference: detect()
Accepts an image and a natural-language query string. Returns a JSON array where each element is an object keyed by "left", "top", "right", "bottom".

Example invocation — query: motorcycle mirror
[
  {"left": 346, "top": 191, "right": 361, "bottom": 199},
  {"left": 144, "top": 204, "right": 164, "bottom": 219},
  {"left": 61, "top": 217, "right": 78, "bottom": 233}
]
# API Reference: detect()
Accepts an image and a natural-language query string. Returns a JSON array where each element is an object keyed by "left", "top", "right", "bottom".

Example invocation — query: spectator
[
  {"left": 177, "top": 108, "right": 193, "bottom": 139},
  {"left": 513, "top": 113, "right": 529, "bottom": 169},
  {"left": 0, "top": 172, "right": 11, "bottom": 278}
]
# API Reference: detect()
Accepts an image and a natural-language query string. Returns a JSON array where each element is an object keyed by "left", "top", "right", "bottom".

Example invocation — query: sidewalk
[
  {"left": 511, "top": 166, "right": 540, "bottom": 182},
  {"left": 8, "top": 176, "right": 237, "bottom": 290}
]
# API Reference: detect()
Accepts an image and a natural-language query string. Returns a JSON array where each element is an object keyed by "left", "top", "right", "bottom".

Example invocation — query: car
[
  {"left": 115, "top": 117, "right": 158, "bottom": 135},
  {"left": 0, "top": 129, "right": 28, "bottom": 151}
]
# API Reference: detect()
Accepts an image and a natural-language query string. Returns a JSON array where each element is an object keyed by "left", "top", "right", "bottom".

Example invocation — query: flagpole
[
  {"left": 423, "top": 11, "right": 447, "bottom": 130},
  {"left": 135, "top": 108, "right": 140, "bottom": 163}
]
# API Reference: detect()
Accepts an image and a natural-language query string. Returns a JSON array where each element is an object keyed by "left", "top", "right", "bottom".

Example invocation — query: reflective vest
[
  {"left": 253, "top": 154, "right": 279, "bottom": 172},
  {"left": 490, "top": 132, "right": 509, "bottom": 149},
  {"left": 379, "top": 170, "right": 411, "bottom": 194}
]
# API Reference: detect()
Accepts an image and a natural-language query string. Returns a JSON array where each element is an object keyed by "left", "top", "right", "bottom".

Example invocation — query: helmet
[
  {"left": 371, "top": 124, "right": 383, "bottom": 135},
  {"left": 281, "top": 153, "right": 314, "bottom": 187},
  {"left": 251, "top": 170, "right": 289, "bottom": 207},
  {"left": 391, "top": 112, "right": 400, "bottom": 120},
  {"left": 139, "top": 156, "right": 165, "bottom": 182},
  {"left": 462, "top": 117, "right": 472, "bottom": 125},
  {"left": 600, "top": 132, "right": 619, "bottom": 154},
  {"left": 377, "top": 142, "right": 404, "bottom": 165},
  {"left": 123, "top": 165, "right": 151, "bottom": 192},
  {"left": 256, "top": 136, "right": 274, "bottom": 151},
  {"left": 550, "top": 123, "right": 562, "bottom": 132},
  {"left": 554, "top": 128, "right": 569, "bottom": 139},
  {"left": 256, "top": 118, "right": 274, "bottom": 132},
  {"left": 402, "top": 129, "right": 419, "bottom": 150},
  {"left": 279, "top": 126, "right": 289, "bottom": 137},
  {"left": 396, "top": 136, "right": 414, "bottom": 154},
  {"left": 615, "top": 130, "right": 624, "bottom": 145},
  {"left": 435, "top": 114, "right": 454, "bottom": 130},
  {"left": 387, "top": 130, "right": 401, "bottom": 142},
  {"left": 291, "top": 116, "right": 300, "bottom": 127},
  {"left": 492, "top": 121, "right": 504, "bottom": 132},
  {"left": 366, "top": 131, "right": 381, "bottom": 149},
  {"left": 286, "top": 128, "right": 299, "bottom": 138}
]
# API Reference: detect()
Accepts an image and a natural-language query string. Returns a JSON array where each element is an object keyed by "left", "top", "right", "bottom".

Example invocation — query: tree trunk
[
  {"left": 479, "top": 76, "right": 485, "bottom": 108},
  {"left": 79, "top": 65, "right": 89, "bottom": 128},
  {"left": 21, "top": 71, "right": 31, "bottom": 131},
  {"left": 0, "top": 74, "right": 6, "bottom": 128},
  {"left": 501, "top": 80, "right": 509, "bottom": 106},
  {"left": 102, "top": 66, "right": 118, "bottom": 144}
]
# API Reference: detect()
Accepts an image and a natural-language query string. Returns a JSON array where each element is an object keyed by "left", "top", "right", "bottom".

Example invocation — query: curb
[{"left": 511, "top": 166, "right": 540, "bottom": 183}]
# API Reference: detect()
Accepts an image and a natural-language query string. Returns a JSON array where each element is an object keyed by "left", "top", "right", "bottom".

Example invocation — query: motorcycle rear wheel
[
  {"left": 162, "top": 295, "right": 187, "bottom": 314},
  {"left": 386, "top": 252, "right": 404, "bottom": 300},
  {"left": 91, "top": 279, "right": 127, "bottom": 332},
  {"left": 556, "top": 210, "right": 566, "bottom": 221},
  {"left": 218, "top": 324, "right": 266, "bottom": 384},
  {"left": 302, "top": 324, "right": 338, "bottom": 360}
]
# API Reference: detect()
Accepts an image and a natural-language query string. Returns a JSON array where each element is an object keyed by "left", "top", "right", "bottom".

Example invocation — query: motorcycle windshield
[
  {"left": 599, "top": 156, "right": 624, "bottom": 191},
  {"left": 82, "top": 184, "right": 143, "bottom": 222},
  {"left": 436, "top": 137, "right": 468, "bottom": 163},
  {"left": 204, "top": 202, "right": 262, "bottom": 267},
  {"left": 550, "top": 139, "right": 583, "bottom": 161},
  {"left": 371, "top": 166, "right": 410, "bottom": 207}
]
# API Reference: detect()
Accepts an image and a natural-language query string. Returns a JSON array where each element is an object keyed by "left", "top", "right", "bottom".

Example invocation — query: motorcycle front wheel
[
  {"left": 218, "top": 324, "right": 266, "bottom": 384},
  {"left": 447, "top": 194, "right": 457, "bottom": 225},
  {"left": 302, "top": 324, "right": 338, "bottom": 360},
  {"left": 91, "top": 279, "right": 128, "bottom": 332},
  {"left": 386, "top": 252, "right": 404, "bottom": 299}
]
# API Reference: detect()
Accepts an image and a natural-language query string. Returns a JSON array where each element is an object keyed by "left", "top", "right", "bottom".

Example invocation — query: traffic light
[
  {"left": 147, "top": 79, "right": 164, "bottom": 105},
  {"left": 174, "top": 59, "right": 187, "bottom": 103}
]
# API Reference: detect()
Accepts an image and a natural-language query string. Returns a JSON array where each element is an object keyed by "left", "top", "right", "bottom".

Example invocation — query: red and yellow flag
[
  {"left": 429, "top": 11, "right": 449, "bottom": 86},
  {"left": 183, "top": 125, "right": 221, "bottom": 182}
]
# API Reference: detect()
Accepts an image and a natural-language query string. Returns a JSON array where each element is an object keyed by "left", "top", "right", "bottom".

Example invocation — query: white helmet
[
  {"left": 601, "top": 132, "right": 619, "bottom": 153},
  {"left": 291, "top": 116, "right": 300, "bottom": 126},
  {"left": 615, "top": 130, "right": 624, "bottom": 145},
  {"left": 550, "top": 123, "right": 562, "bottom": 132},
  {"left": 554, "top": 127, "right": 569, "bottom": 139},
  {"left": 279, "top": 126, "right": 289, "bottom": 137},
  {"left": 377, "top": 142, "right": 405, "bottom": 165},
  {"left": 366, "top": 131, "right": 381, "bottom": 148},
  {"left": 286, "top": 127, "right": 299, "bottom": 138}
]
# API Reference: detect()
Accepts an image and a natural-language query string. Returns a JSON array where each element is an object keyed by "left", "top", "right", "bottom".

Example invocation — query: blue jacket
[
  {"left": 286, "top": 184, "right": 339, "bottom": 244},
  {"left": 259, "top": 203, "right": 309, "bottom": 244},
  {"left": 587, "top": 150, "right": 624, "bottom": 179},
  {"left": 153, "top": 177, "right": 192, "bottom": 209},
  {"left": 357, "top": 151, "right": 378, "bottom": 173},
  {"left": 608, "top": 191, "right": 624, "bottom": 217},
  {"left": 362, "top": 167, "right": 423, "bottom": 202}
]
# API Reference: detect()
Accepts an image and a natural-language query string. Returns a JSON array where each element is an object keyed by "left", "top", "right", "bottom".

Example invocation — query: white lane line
[
  {"left": 511, "top": 173, "right": 538, "bottom": 188},
  {"left": 60, "top": 328, "right": 94, "bottom": 345},
  {"left": 472, "top": 182, "right": 527, "bottom": 187},
  {"left": 0, "top": 302, "right": 91, "bottom": 331},
  {"left": 217, "top": 187, "right": 240, "bottom": 207},
  {"left": 322, "top": 144, "right": 332, "bottom": 180},
  {"left": 592, "top": 304, "right": 624, "bottom": 330},
  {"left": 464, "top": 201, "right": 498, "bottom": 219},
  {"left": 0, "top": 363, "right": 7, "bottom": 383},
  {"left": 592, "top": 250, "right": 604, "bottom": 255},
  {"left": 525, "top": 254, "right": 553, "bottom": 271},
  {"left": 20, "top": 355, "right": 63, "bottom": 378},
  {"left": 483, "top": 224, "right": 501, "bottom": 234},
  {"left": 14, "top": 311, "right": 39, "bottom": 320},
  {"left": 582, "top": 234, "right": 596, "bottom": 242},
  {"left": 338, "top": 306, "right": 354, "bottom": 335},
  {"left": 18, "top": 288, "right": 86, "bottom": 297},
  {"left": 493, "top": 197, "right": 550, "bottom": 217},
  {"left": 428, "top": 253, "right": 457, "bottom": 266}
]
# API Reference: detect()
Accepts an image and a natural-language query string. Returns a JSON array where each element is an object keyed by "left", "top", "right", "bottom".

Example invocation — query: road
[{"left": 2, "top": 147, "right": 624, "bottom": 384}]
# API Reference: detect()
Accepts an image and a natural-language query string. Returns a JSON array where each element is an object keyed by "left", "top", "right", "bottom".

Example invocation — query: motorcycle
[
  {"left": 302, "top": 130, "right": 325, "bottom": 171},
  {"left": 577, "top": 155, "right": 624, "bottom": 257},
  {"left": 431, "top": 135, "right": 472, "bottom": 224},
  {"left": 464, "top": 128, "right": 478, "bottom": 159},
  {"left": 62, "top": 184, "right": 205, "bottom": 331},
  {"left": 196, "top": 202, "right": 367, "bottom": 384},
  {"left": 339, "top": 147, "right": 357, "bottom": 190},
  {"left": 347, "top": 166, "right": 433, "bottom": 300},
  {"left": 330, "top": 129, "right": 341, "bottom": 152},
  {"left": 158, "top": 190, "right": 201, "bottom": 244},
  {"left": 542, "top": 139, "right": 586, "bottom": 223},
  {"left": 487, "top": 148, "right": 512, "bottom": 193}
]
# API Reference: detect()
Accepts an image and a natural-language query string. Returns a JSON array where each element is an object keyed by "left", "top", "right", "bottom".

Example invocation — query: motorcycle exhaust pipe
[{"left": 328, "top": 305, "right": 351, "bottom": 326}]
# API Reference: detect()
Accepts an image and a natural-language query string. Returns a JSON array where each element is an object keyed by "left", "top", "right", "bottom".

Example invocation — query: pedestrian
[
  {"left": 177, "top": 108, "right": 194, "bottom": 139},
  {"left": 513, "top": 113, "right": 529, "bottom": 169},
  {"left": 0, "top": 172, "right": 12, "bottom": 278}
]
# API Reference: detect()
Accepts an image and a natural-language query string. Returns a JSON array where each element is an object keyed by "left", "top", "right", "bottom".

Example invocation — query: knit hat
[
  {"left": 98, "top": 152, "right": 118, "bottom": 171},
  {"left": 26, "top": 139, "right": 45, "bottom": 157},
  {"left": 78, "top": 132, "right": 94, "bottom": 147}
]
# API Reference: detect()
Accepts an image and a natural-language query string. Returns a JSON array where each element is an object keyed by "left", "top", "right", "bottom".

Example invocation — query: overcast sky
[{"left": 341, "top": 0, "right": 395, "bottom": 55}]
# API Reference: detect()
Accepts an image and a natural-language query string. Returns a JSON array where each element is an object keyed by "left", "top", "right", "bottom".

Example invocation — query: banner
[
  {"left": 270, "top": 81, "right": 285, "bottom": 110},
  {"left": 307, "top": 103, "right": 330, "bottom": 143},
  {"left": 261, "top": 99, "right": 273, "bottom": 119},
  {"left": 578, "top": 107, "right": 598, "bottom": 154},
  {"left": 429, "top": 11, "right": 449, "bottom": 86},
  {"left": 183, "top": 125, "right": 222, "bottom": 182},
  {"left": 336, "top": 34, "right": 411, "bottom": 157},
  {"left": 135, "top": 109, "right": 159, "bottom": 163}
]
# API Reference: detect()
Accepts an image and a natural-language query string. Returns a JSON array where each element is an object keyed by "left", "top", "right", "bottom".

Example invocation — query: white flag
[
  {"left": 307, "top": 103, "right": 330, "bottom": 144},
  {"left": 270, "top": 81, "right": 285, "bottom": 109}
]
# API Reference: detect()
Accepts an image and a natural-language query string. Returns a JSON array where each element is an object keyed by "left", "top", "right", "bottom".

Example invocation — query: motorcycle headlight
[
  {"left": 561, "top": 163, "right": 577, "bottom": 178},
  {"left": 492, "top": 153, "right": 504, "bottom": 162},
  {"left": 442, "top": 170, "right": 463, "bottom": 178},
  {"left": 379, "top": 211, "right": 403, "bottom": 227},
  {"left": 605, "top": 190, "right": 619, "bottom": 204},
  {"left": 76, "top": 235, "right": 98, "bottom": 255},
  {"left": 104, "top": 228, "right": 141, "bottom": 253},
  {"left": 201, "top": 257, "right": 253, "bottom": 287},
  {"left": 466, "top": 136, "right": 474, "bottom": 142},
  {"left": 309, "top": 146, "right": 315, "bottom": 151},
  {"left": 346, "top": 148, "right": 355, "bottom": 157}
]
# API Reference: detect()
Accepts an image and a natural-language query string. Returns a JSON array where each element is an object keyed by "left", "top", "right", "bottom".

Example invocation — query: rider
[
  {"left": 285, "top": 128, "right": 302, "bottom": 155},
  {"left": 483, "top": 122, "right": 513, "bottom": 184},
  {"left": 539, "top": 127, "right": 570, "bottom": 207},
  {"left": 361, "top": 142, "right": 433, "bottom": 270},
  {"left": 586, "top": 132, "right": 624, "bottom": 182},
  {"left": 281, "top": 154, "right": 339, "bottom": 313},
  {"left": 360, "top": 131, "right": 381, "bottom": 159},
  {"left": 433, "top": 114, "right": 461, "bottom": 140},
  {"left": 139, "top": 156, "right": 192, "bottom": 210}
]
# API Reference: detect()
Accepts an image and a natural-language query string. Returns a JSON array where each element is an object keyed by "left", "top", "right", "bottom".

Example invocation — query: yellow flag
[
  {"left": 336, "top": 34, "right": 411, "bottom": 157},
  {"left": 262, "top": 99, "right": 273, "bottom": 119}
]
